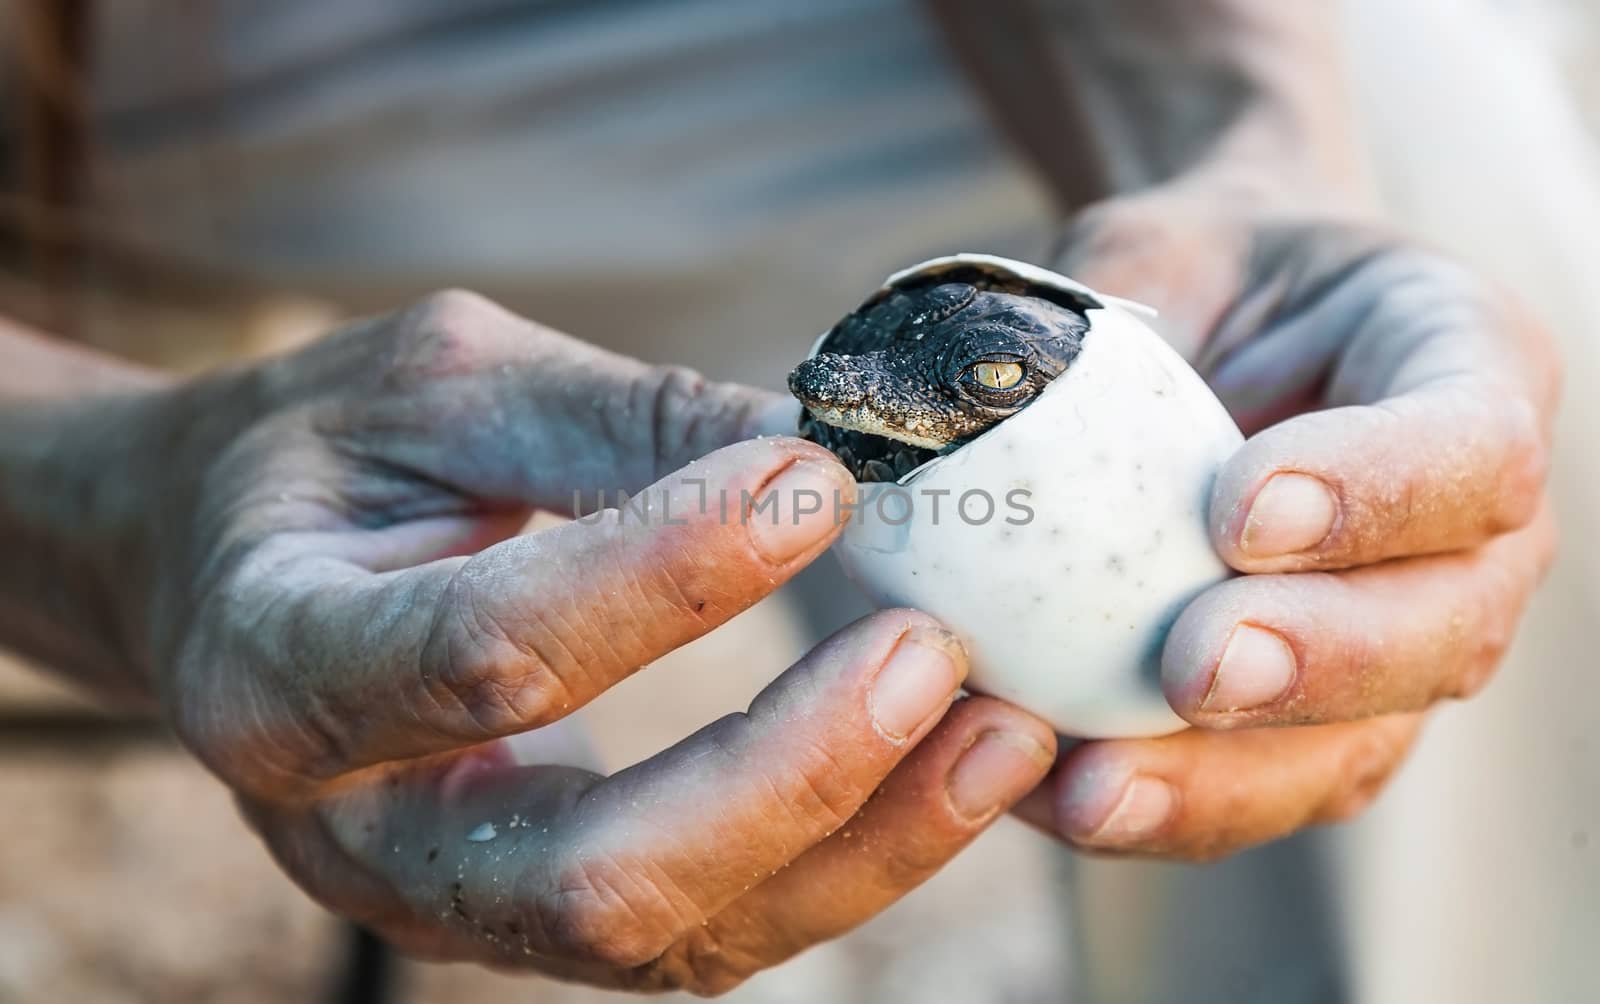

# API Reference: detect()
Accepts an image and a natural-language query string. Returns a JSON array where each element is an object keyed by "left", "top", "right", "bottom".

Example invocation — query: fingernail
[
  {"left": 1060, "top": 765, "right": 1177, "bottom": 845},
  {"left": 1242, "top": 473, "right": 1338, "bottom": 558},
  {"left": 1204, "top": 624, "right": 1297, "bottom": 712},
  {"left": 871, "top": 627, "right": 964, "bottom": 741},
  {"left": 1087, "top": 776, "right": 1178, "bottom": 844},
  {"left": 947, "top": 730, "right": 1054, "bottom": 821},
  {"left": 747, "top": 459, "right": 853, "bottom": 562}
]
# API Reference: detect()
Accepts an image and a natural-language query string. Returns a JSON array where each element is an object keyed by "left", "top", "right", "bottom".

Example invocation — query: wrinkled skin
[
  {"left": 1007, "top": 180, "right": 1561, "bottom": 860},
  {"left": 0, "top": 0, "right": 1563, "bottom": 990},
  {"left": 7, "top": 179, "right": 1560, "bottom": 992},
  {"left": 93, "top": 291, "right": 1058, "bottom": 993}
]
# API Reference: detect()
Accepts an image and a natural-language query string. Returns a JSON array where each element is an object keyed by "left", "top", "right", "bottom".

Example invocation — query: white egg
[{"left": 820, "top": 254, "right": 1243, "bottom": 738}]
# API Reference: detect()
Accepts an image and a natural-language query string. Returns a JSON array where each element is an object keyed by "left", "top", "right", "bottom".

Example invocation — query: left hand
[{"left": 1014, "top": 179, "right": 1561, "bottom": 860}]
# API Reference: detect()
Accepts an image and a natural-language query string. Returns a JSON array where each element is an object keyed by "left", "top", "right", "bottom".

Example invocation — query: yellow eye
[{"left": 972, "top": 361, "right": 1024, "bottom": 390}]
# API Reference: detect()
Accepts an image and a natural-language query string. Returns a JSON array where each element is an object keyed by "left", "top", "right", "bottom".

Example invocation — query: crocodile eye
[{"left": 971, "top": 361, "right": 1024, "bottom": 390}]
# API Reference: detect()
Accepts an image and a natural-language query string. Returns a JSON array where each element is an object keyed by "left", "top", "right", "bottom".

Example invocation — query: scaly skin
[{"left": 788, "top": 272, "right": 1089, "bottom": 482}]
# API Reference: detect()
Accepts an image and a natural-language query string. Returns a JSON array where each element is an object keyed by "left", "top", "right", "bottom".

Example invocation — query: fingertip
[
  {"left": 898, "top": 611, "right": 970, "bottom": 673},
  {"left": 944, "top": 727, "right": 1055, "bottom": 824},
  {"left": 773, "top": 436, "right": 856, "bottom": 485},
  {"left": 1239, "top": 472, "right": 1340, "bottom": 560},
  {"left": 1055, "top": 744, "right": 1179, "bottom": 848},
  {"left": 1211, "top": 384, "right": 1554, "bottom": 572},
  {"left": 1210, "top": 447, "right": 1341, "bottom": 572},
  {"left": 854, "top": 608, "right": 967, "bottom": 666},
  {"left": 943, "top": 696, "right": 1059, "bottom": 762},
  {"left": 861, "top": 612, "right": 969, "bottom": 742},
  {"left": 1160, "top": 583, "right": 1241, "bottom": 719},
  {"left": 934, "top": 697, "right": 1058, "bottom": 803},
  {"left": 1162, "top": 580, "right": 1303, "bottom": 726},
  {"left": 736, "top": 435, "right": 855, "bottom": 509},
  {"left": 874, "top": 696, "right": 1055, "bottom": 828},
  {"left": 781, "top": 609, "right": 967, "bottom": 748},
  {"left": 671, "top": 437, "right": 853, "bottom": 566},
  {"left": 1053, "top": 743, "right": 1134, "bottom": 839},
  {"left": 695, "top": 433, "right": 844, "bottom": 479},
  {"left": 1207, "top": 447, "right": 1258, "bottom": 564}
]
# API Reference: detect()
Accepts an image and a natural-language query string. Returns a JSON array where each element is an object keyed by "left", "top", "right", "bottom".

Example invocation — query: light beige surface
[
  {"left": 1339, "top": 2, "right": 1600, "bottom": 1000},
  {"left": 0, "top": 744, "right": 339, "bottom": 1003}
]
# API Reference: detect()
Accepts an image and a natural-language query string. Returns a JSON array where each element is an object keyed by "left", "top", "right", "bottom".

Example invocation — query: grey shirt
[{"left": 86, "top": 0, "right": 1056, "bottom": 385}]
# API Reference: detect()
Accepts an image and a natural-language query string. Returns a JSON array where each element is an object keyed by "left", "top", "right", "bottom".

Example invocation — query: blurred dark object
[
  {"left": 9, "top": 0, "right": 92, "bottom": 335},
  {"left": 329, "top": 925, "right": 396, "bottom": 1004}
]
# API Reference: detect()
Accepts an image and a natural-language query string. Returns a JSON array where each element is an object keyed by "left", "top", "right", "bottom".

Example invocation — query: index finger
[
  {"left": 1208, "top": 255, "right": 1559, "bottom": 572},
  {"left": 325, "top": 290, "right": 795, "bottom": 509}
]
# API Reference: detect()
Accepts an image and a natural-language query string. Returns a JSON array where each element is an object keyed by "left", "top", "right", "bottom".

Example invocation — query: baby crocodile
[{"left": 788, "top": 264, "right": 1091, "bottom": 482}]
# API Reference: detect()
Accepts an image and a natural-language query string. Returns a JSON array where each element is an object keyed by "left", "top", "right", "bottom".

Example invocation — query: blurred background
[{"left": 0, "top": 1, "right": 1596, "bottom": 1001}]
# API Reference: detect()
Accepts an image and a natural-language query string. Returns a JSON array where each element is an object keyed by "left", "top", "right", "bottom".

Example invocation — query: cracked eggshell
[{"left": 826, "top": 254, "right": 1244, "bottom": 738}]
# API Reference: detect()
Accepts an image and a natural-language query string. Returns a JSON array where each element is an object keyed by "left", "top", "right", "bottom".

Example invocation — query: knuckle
[
  {"left": 635, "top": 927, "right": 763, "bottom": 996},
  {"left": 772, "top": 739, "right": 873, "bottom": 837},
  {"left": 539, "top": 855, "right": 679, "bottom": 969},
  {"left": 411, "top": 287, "right": 508, "bottom": 331},
  {"left": 393, "top": 288, "right": 517, "bottom": 377},
  {"left": 418, "top": 566, "right": 577, "bottom": 738},
  {"left": 268, "top": 590, "right": 366, "bottom": 778},
  {"left": 168, "top": 584, "right": 339, "bottom": 796},
  {"left": 879, "top": 830, "right": 959, "bottom": 888},
  {"left": 637, "top": 362, "right": 719, "bottom": 473},
  {"left": 281, "top": 685, "right": 362, "bottom": 781},
  {"left": 172, "top": 676, "right": 332, "bottom": 798}
]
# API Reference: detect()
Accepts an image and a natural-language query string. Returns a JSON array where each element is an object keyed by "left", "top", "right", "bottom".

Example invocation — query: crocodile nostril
[{"left": 788, "top": 354, "right": 867, "bottom": 408}]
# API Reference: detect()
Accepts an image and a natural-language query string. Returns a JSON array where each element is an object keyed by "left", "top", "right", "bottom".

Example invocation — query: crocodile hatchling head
[{"left": 788, "top": 263, "right": 1092, "bottom": 482}]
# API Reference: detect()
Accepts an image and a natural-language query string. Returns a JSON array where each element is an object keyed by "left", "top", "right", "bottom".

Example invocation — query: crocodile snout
[{"left": 787, "top": 353, "right": 869, "bottom": 410}]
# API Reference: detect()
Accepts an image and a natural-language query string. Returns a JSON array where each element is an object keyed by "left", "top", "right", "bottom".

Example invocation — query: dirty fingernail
[
  {"left": 1079, "top": 775, "right": 1178, "bottom": 845},
  {"left": 871, "top": 627, "right": 965, "bottom": 741},
  {"left": 1242, "top": 473, "right": 1338, "bottom": 558},
  {"left": 1204, "top": 624, "right": 1297, "bottom": 712},
  {"left": 747, "top": 459, "right": 853, "bottom": 562},
  {"left": 947, "top": 730, "right": 1054, "bottom": 822}
]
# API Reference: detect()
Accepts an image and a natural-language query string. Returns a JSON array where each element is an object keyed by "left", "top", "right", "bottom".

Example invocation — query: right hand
[
  {"left": 91, "top": 291, "right": 1056, "bottom": 992},
  {"left": 1013, "top": 183, "right": 1558, "bottom": 862}
]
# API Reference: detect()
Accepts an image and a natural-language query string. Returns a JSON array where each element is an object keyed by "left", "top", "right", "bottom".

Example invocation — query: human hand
[
  {"left": 75, "top": 292, "right": 1055, "bottom": 990},
  {"left": 1013, "top": 181, "right": 1560, "bottom": 860}
]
